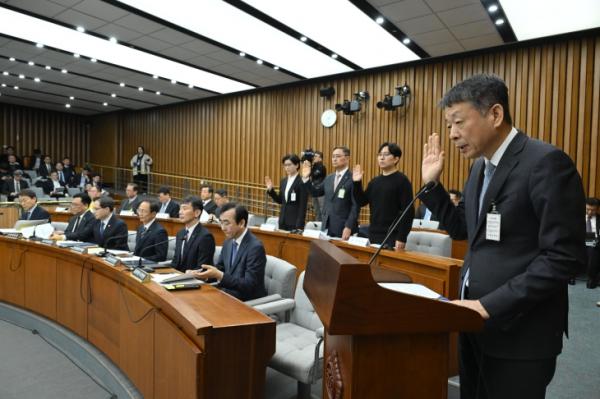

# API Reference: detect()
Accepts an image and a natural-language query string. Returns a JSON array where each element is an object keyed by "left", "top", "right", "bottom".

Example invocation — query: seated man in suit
[
  {"left": 200, "top": 184, "right": 217, "bottom": 215},
  {"left": 92, "top": 196, "right": 129, "bottom": 250},
  {"left": 74, "top": 167, "right": 92, "bottom": 189},
  {"left": 134, "top": 199, "right": 168, "bottom": 262},
  {"left": 51, "top": 193, "right": 95, "bottom": 242},
  {"left": 120, "top": 183, "right": 142, "bottom": 214},
  {"left": 18, "top": 189, "right": 51, "bottom": 221},
  {"left": 171, "top": 196, "right": 215, "bottom": 272},
  {"left": 38, "top": 155, "right": 54, "bottom": 178},
  {"left": 194, "top": 203, "right": 267, "bottom": 302},
  {"left": 213, "top": 189, "right": 229, "bottom": 218},
  {"left": 61, "top": 157, "right": 75, "bottom": 185},
  {"left": 42, "top": 171, "right": 67, "bottom": 198},
  {"left": 157, "top": 186, "right": 180, "bottom": 218},
  {"left": 2, "top": 169, "right": 29, "bottom": 201}
]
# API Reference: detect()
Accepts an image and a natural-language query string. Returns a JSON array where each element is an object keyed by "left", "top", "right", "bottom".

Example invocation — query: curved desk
[{"left": 0, "top": 236, "right": 275, "bottom": 399}]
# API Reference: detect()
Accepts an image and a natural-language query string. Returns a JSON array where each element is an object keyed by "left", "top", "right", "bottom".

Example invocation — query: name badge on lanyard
[
  {"left": 290, "top": 191, "right": 297, "bottom": 202},
  {"left": 337, "top": 188, "right": 346, "bottom": 199},
  {"left": 486, "top": 202, "right": 501, "bottom": 242}
]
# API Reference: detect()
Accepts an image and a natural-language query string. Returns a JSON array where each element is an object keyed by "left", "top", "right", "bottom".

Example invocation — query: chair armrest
[
  {"left": 315, "top": 327, "right": 324, "bottom": 339},
  {"left": 253, "top": 298, "right": 295, "bottom": 315},
  {"left": 244, "top": 293, "right": 282, "bottom": 307}
]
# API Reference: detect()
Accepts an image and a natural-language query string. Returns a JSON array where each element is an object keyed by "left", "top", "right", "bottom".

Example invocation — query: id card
[
  {"left": 337, "top": 188, "right": 346, "bottom": 199},
  {"left": 290, "top": 192, "right": 296, "bottom": 202},
  {"left": 486, "top": 212, "right": 501, "bottom": 241}
]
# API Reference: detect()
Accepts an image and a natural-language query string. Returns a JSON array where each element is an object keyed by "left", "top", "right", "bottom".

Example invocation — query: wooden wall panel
[
  {"left": 0, "top": 104, "right": 89, "bottom": 167},
  {"left": 89, "top": 32, "right": 600, "bottom": 211}
]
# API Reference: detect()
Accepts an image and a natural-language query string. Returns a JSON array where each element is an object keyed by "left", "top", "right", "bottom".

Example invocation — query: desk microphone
[
  {"left": 368, "top": 181, "right": 437, "bottom": 265},
  {"left": 98, "top": 232, "right": 136, "bottom": 257},
  {"left": 135, "top": 237, "right": 176, "bottom": 271}
]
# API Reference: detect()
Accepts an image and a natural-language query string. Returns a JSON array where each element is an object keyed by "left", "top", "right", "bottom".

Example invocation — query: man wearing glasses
[
  {"left": 50, "top": 192, "right": 94, "bottom": 241},
  {"left": 352, "top": 142, "right": 415, "bottom": 250}
]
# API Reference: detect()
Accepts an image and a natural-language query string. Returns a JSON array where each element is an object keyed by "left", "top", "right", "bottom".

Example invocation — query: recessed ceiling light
[
  {"left": 488, "top": 4, "right": 499, "bottom": 13},
  {"left": 2, "top": 71, "right": 8, "bottom": 76},
  {"left": 109, "top": 37, "right": 118, "bottom": 44},
  {"left": 171, "top": 79, "right": 177, "bottom": 84},
  {"left": 495, "top": 18, "right": 505, "bottom": 25},
  {"left": 65, "top": 104, "right": 71, "bottom": 108},
  {"left": 1, "top": 84, "right": 5, "bottom": 87},
  {"left": 18, "top": 74, "right": 24, "bottom": 79},
  {"left": 34, "top": 77, "right": 40, "bottom": 82},
  {"left": 188, "top": 84, "right": 193, "bottom": 88},
  {"left": 36, "top": 43, "right": 44, "bottom": 48},
  {"left": 28, "top": 61, "right": 34, "bottom": 66},
  {"left": 119, "top": 82, "right": 125, "bottom": 87},
  {"left": 375, "top": 16, "right": 384, "bottom": 24},
  {"left": 13, "top": 86, "right": 18, "bottom": 90},
  {"left": 73, "top": 53, "right": 80, "bottom": 58},
  {"left": 152, "top": 74, "right": 158, "bottom": 79},
  {"left": 45, "top": 65, "right": 51, "bottom": 70},
  {"left": 156, "top": 91, "right": 161, "bottom": 95},
  {"left": 239, "top": 52, "right": 245, "bottom": 56},
  {"left": 9, "top": 57, "right": 15, "bottom": 62},
  {"left": 76, "top": 26, "right": 85, "bottom": 33},
  {"left": 331, "top": 53, "right": 338, "bottom": 59},
  {"left": 402, "top": 38, "right": 411, "bottom": 45},
  {"left": 90, "top": 58, "right": 97, "bottom": 62},
  {"left": 273, "top": 65, "right": 279, "bottom": 70},
  {"left": 111, "top": 93, "right": 116, "bottom": 97},
  {"left": 256, "top": 59, "right": 263, "bottom": 64},
  {"left": 103, "top": 102, "right": 108, "bottom": 106},
  {"left": 69, "top": 96, "right": 74, "bottom": 100},
  {"left": 61, "top": 69, "right": 67, "bottom": 73},
  {"left": 300, "top": 36, "right": 307, "bottom": 42},
  {"left": 138, "top": 87, "right": 143, "bottom": 91}
]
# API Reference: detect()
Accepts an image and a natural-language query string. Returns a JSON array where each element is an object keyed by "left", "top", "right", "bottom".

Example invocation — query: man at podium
[{"left": 421, "top": 74, "right": 585, "bottom": 398}]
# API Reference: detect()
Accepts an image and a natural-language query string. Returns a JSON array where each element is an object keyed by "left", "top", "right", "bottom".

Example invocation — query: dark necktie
[
  {"left": 99, "top": 222, "right": 106, "bottom": 239},
  {"left": 587, "top": 217, "right": 593, "bottom": 234},
  {"left": 230, "top": 241, "right": 238, "bottom": 268},
  {"left": 181, "top": 229, "right": 189, "bottom": 258},
  {"left": 59, "top": 171, "right": 64, "bottom": 183},
  {"left": 73, "top": 215, "right": 81, "bottom": 232}
]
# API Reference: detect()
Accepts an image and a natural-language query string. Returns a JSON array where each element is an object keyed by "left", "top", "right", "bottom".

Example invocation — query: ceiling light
[
  {"left": 9, "top": 57, "right": 15, "bottom": 62},
  {"left": 240, "top": 0, "right": 419, "bottom": 69},
  {"left": 69, "top": 96, "right": 74, "bottom": 100},
  {"left": 65, "top": 104, "right": 71, "bottom": 108},
  {"left": 28, "top": 61, "right": 34, "bottom": 66},
  {"left": 18, "top": 74, "right": 24, "bottom": 79},
  {"left": 152, "top": 74, "right": 158, "bottom": 79},
  {"left": 500, "top": 0, "right": 600, "bottom": 40},
  {"left": 138, "top": 87, "right": 143, "bottom": 91},
  {"left": 0, "top": 6, "right": 253, "bottom": 93},
  {"left": 1, "top": 84, "right": 5, "bottom": 87},
  {"left": 73, "top": 53, "right": 80, "bottom": 58},
  {"left": 103, "top": 102, "right": 108, "bottom": 106},
  {"left": 13, "top": 86, "right": 18, "bottom": 90},
  {"left": 300, "top": 36, "right": 307, "bottom": 42},
  {"left": 273, "top": 65, "right": 279, "bottom": 70},
  {"left": 256, "top": 59, "right": 263, "bottom": 64},
  {"left": 119, "top": 82, "right": 125, "bottom": 87},
  {"left": 111, "top": 93, "right": 116, "bottom": 97},
  {"left": 171, "top": 79, "right": 177, "bottom": 84},
  {"left": 188, "top": 84, "right": 193, "bottom": 88},
  {"left": 45, "top": 65, "right": 51, "bottom": 70},
  {"left": 2, "top": 71, "right": 8, "bottom": 76},
  {"left": 488, "top": 4, "right": 499, "bottom": 13},
  {"left": 495, "top": 18, "right": 505, "bottom": 25},
  {"left": 116, "top": 0, "right": 351, "bottom": 78},
  {"left": 90, "top": 58, "right": 97, "bottom": 62},
  {"left": 375, "top": 16, "right": 384, "bottom": 24},
  {"left": 156, "top": 91, "right": 161, "bottom": 95},
  {"left": 76, "top": 26, "right": 85, "bottom": 33},
  {"left": 36, "top": 43, "right": 44, "bottom": 48},
  {"left": 402, "top": 38, "right": 411, "bottom": 45},
  {"left": 331, "top": 53, "right": 338, "bottom": 59},
  {"left": 61, "top": 69, "right": 67, "bottom": 73},
  {"left": 34, "top": 77, "right": 40, "bottom": 82},
  {"left": 239, "top": 52, "right": 245, "bottom": 56},
  {"left": 109, "top": 37, "right": 118, "bottom": 44}
]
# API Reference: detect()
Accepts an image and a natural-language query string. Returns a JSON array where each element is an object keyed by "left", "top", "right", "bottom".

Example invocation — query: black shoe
[
  {"left": 569, "top": 278, "right": 576, "bottom": 285},
  {"left": 586, "top": 280, "right": 598, "bottom": 289}
]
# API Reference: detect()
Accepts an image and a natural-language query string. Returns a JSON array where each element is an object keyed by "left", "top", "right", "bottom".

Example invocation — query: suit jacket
[
  {"left": 92, "top": 214, "right": 129, "bottom": 250},
  {"left": 307, "top": 169, "right": 358, "bottom": 238},
  {"left": 203, "top": 199, "right": 217, "bottom": 215},
  {"left": 268, "top": 176, "right": 308, "bottom": 230},
  {"left": 171, "top": 223, "right": 215, "bottom": 272},
  {"left": 38, "top": 163, "right": 54, "bottom": 178},
  {"left": 61, "top": 167, "right": 75, "bottom": 186},
  {"left": 120, "top": 197, "right": 141, "bottom": 213},
  {"left": 160, "top": 200, "right": 180, "bottom": 218},
  {"left": 19, "top": 205, "right": 51, "bottom": 221},
  {"left": 73, "top": 173, "right": 91, "bottom": 188},
  {"left": 42, "top": 179, "right": 66, "bottom": 195},
  {"left": 421, "top": 131, "right": 586, "bottom": 360},
  {"left": 2, "top": 178, "right": 29, "bottom": 200},
  {"left": 216, "top": 230, "right": 267, "bottom": 301},
  {"left": 134, "top": 221, "right": 168, "bottom": 262},
  {"left": 64, "top": 210, "right": 95, "bottom": 241},
  {"left": 415, "top": 203, "right": 438, "bottom": 221}
]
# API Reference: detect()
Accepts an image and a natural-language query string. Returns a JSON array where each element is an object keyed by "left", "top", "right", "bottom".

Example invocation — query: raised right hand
[
  {"left": 352, "top": 164, "right": 363, "bottom": 182},
  {"left": 264, "top": 176, "right": 273, "bottom": 191},
  {"left": 422, "top": 133, "right": 445, "bottom": 183},
  {"left": 301, "top": 161, "right": 312, "bottom": 179}
]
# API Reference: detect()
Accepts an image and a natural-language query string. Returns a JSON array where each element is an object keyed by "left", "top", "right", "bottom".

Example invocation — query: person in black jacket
[
  {"left": 309, "top": 151, "right": 326, "bottom": 221},
  {"left": 18, "top": 189, "right": 51, "bottom": 221},
  {"left": 265, "top": 154, "right": 308, "bottom": 231},
  {"left": 200, "top": 184, "right": 218, "bottom": 215},
  {"left": 51, "top": 193, "right": 94, "bottom": 242},
  {"left": 3, "top": 169, "right": 29, "bottom": 201},
  {"left": 352, "top": 142, "right": 414, "bottom": 249},
  {"left": 133, "top": 199, "right": 168, "bottom": 262},
  {"left": 157, "top": 186, "right": 180, "bottom": 218},
  {"left": 171, "top": 196, "right": 215, "bottom": 272},
  {"left": 91, "top": 196, "right": 129, "bottom": 250}
]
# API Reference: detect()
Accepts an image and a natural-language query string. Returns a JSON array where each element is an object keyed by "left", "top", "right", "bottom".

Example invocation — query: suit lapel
[
  {"left": 229, "top": 232, "right": 250, "bottom": 275},
  {"left": 183, "top": 225, "right": 200, "bottom": 259},
  {"left": 331, "top": 170, "right": 350, "bottom": 200}
]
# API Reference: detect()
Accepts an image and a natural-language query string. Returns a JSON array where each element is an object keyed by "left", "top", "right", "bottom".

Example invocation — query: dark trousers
[
  {"left": 459, "top": 333, "right": 557, "bottom": 399},
  {"left": 586, "top": 246, "right": 599, "bottom": 283},
  {"left": 133, "top": 174, "right": 148, "bottom": 193}
]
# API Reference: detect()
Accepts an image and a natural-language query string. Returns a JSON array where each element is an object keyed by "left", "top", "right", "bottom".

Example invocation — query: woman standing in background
[{"left": 130, "top": 146, "right": 153, "bottom": 193}]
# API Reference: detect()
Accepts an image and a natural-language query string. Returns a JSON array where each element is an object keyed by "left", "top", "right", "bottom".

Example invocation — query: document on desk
[{"left": 378, "top": 283, "right": 444, "bottom": 300}]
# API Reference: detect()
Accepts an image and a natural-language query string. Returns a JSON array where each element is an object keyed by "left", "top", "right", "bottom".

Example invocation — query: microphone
[
  {"left": 135, "top": 236, "right": 176, "bottom": 271},
  {"left": 97, "top": 232, "right": 136, "bottom": 257},
  {"left": 29, "top": 224, "right": 43, "bottom": 242},
  {"left": 368, "top": 181, "right": 437, "bottom": 265}
]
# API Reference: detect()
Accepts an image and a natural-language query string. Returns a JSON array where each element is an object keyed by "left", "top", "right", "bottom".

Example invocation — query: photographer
[{"left": 304, "top": 150, "right": 326, "bottom": 221}]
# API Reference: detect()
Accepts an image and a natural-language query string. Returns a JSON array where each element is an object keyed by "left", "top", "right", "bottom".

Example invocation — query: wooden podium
[{"left": 303, "top": 240, "right": 483, "bottom": 399}]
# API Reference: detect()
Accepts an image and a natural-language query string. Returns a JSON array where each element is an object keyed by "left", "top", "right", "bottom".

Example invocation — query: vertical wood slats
[{"left": 93, "top": 33, "right": 599, "bottom": 205}]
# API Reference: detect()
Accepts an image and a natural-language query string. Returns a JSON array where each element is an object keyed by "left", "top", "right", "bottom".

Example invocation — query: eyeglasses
[
  {"left": 332, "top": 154, "right": 346, "bottom": 159},
  {"left": 283, "top": 163, "right": 295, "bottom": 167},
  {"left": 377, "top": 152, "right": 392, "bottom": 157}
]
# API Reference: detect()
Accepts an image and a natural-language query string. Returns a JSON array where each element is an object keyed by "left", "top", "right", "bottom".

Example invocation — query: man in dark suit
[
  {"left": 200, "top": 184, "right": 218, "bottom": 215},
  {"left": 42, "top": 171, "right": 67, "bottom": 198},
  {"left": 2, "top": 169, "right": 29, "bottom": 201},
  {"left": 171, "top": 196, "right": 215, "bottom": 272},
  {"left": 585, "top": 197, "right": 600, "bottom": 288},
  {"left": 213, "top": 189, "right": 230, "bottom": 219},
  {"left": 61, "top": 157, "right": 75, "bottom": 185},
  {"left": 18, "top": 189, "right": 51, "bottom": 221},
  {"left": 51, "top": 193, "right": 95, "bottom": 242},
  {"left": 194, "top": 203, "right": 267, "bottom": 302},
  {"left": 74, "top": 167, "right": 92, "bottom": 189},
  {"left": 91, "top": 196, "right": 129, "bottom": 250},
  {"left": 301, "top": 146, "right": 358, "bottom": 239},
  {"left": 265, "top": 154, "right": 308, "bottom": 231},
  {"left": 38, "top": 155, "right": 54, "bottom": 178},
  {"left": 421, "top": 74, "right": 585, "bottom": 399},
  {"left": 133, "top": 199, "right": 168, "bottom": 262},
  {"left": 119, "top": 183, "right": 142, "bottom": 214},
  {"left": 157, "top": 186, "right": 180, "bottom": 218}
]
